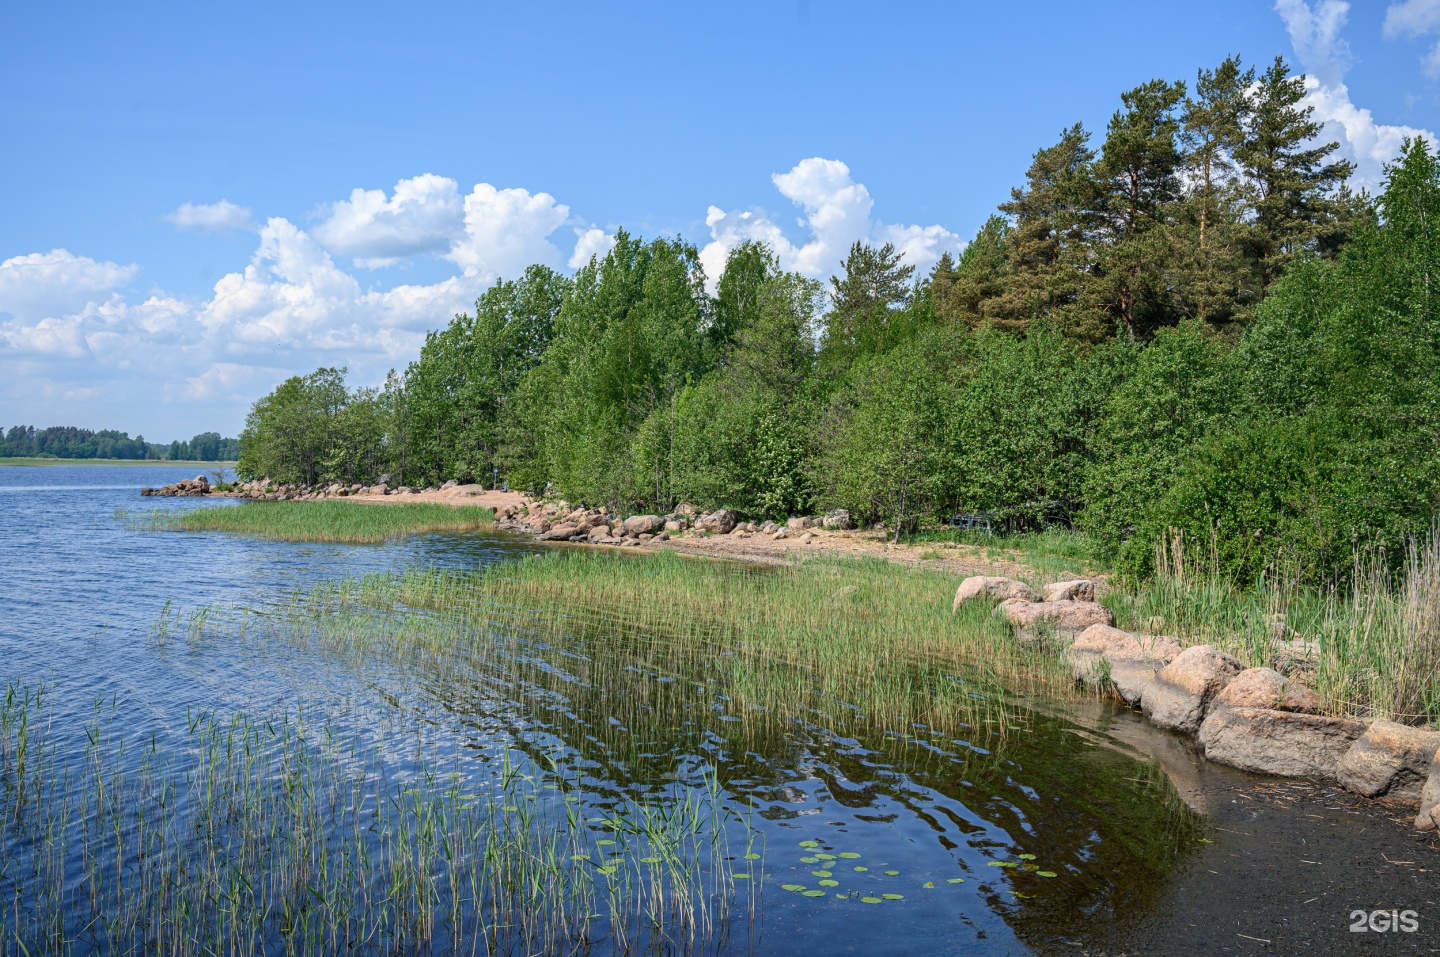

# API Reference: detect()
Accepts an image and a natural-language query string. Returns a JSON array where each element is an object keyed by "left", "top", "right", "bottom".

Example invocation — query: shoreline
[{"left": 157, "top": 480, "right": 1440, "bottom": 835}]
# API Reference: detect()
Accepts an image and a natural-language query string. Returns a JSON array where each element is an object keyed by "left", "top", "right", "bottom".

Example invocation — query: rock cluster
[
  {"left": 140, "top": 475, "right": 213, "bottom": 496},
  {"left": 141, "top": 475, "right": 480, "bottom": 501},
  {"left": 230, "top": 479, "right": 437, "bottom": 501},
  {"left": 497, "top": 503, "right": 673, "bottom": 548},
  {"left": 951, "top": 573, "right": 1440, "bottom": 827}
]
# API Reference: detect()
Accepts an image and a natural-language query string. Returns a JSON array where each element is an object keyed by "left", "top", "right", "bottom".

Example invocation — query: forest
[
  {"left": 236, "top": 56, "right": 1440, "bottom": 585},
  {"left": 0, "top": 426, "right": 240, "bottom": 462}
]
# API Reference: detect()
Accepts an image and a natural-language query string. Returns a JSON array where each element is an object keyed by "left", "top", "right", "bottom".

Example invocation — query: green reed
[
  {"left": 0, "top": 679, "right": 753, "bottom": 956},
  {"left": 125, "top": 500, "right": 497, "bottom": 544},
  {"left": 1100, "top": 529, "right": 1440, "bottom": 727}
]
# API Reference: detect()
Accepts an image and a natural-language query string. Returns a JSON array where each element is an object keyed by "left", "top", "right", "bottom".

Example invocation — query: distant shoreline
[{"left": 0, "top": 458, "right": 238, "bottom": 467}]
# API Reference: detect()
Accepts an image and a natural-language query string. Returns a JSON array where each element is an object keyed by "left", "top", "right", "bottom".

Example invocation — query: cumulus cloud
[
  {"left": 166, "top": 200, "right": 256, "bottom": 233},
  {"left": 444, "top": 184, "right": 570, "bottom": 281},
  {"left": 198, "top": 217, "right": 477, "bottom": 357},
  {"left": 1276, "top": 0, "right": 1439, "bottom": 188},
  {"left": 311, "top": 174, "right": 462, "bottom": 267},
  {"left": 699, "top": 158, "right": 959, "bottom": 292},
  {"left": 1275, "top": 0, "right": 1354, "bottom": 87},
  {"left": 568, "top": 227, "right": 616, "bottom": 268},
  {"left": 2, "top": 164, "right": 962, "bottom": 436},
  {"left": 0, "top": 249, "right": 138, "bottom": 323},
  {"left": 1384, "top": 0, "right": 1440, "bottom": 77}
]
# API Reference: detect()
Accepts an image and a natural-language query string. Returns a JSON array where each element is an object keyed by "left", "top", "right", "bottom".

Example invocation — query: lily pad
[
  {"left": 744, "top": 853, "right": 761, "bottom": 861},
  {"left": 819, "top": 879, "right": 839, "bottom": 887},
  {"left": 800, "top": 856, "right": 819, "bottom": 864},
  {"left": 815, "top": 853, "right": 836, "bottom": 860},
  {"left": 781, "top": 884, "right": 806, "bottom": 892},
  {"left": 884, "top": 870, "right": 899, "bottom": 876},
  {"left": 1018, "top": 853, "right": 1036, "bottom": 861},
  {"left": 734, "top": 873, "right": 752, "bottom": 879},
  {"left": 853, "top": 866, "right": 868, "bottom": 872},
  {"left": 946, "top": 878, "right": 965, "bottom": 884},
  {"left": 639, "top": 856, "right": 661, "bottom": 864},
  {"left": 1036, "top": 871, "right": 1058, "bottom": 878},
  {"left": 812, "top": 869, "right": 832, "bottom": 877},
  {"left": 860, "top": 896, "right": 882, "bottom": 904},
  {"left": 882, "top": 893, "right": 903, "bottom": 900},
  {"left": 597, "top": 865, "right": 618, "bottom": 875},
  {"left": 597, "top": 839, "right": 616, "bottom": 846},
  {"left": 924, "top": 881, "right": 935, "bottom": 888},
  {"left": 838, "top": 852, "right": 862, "bottom": 859},
  {"left": 802, "top": 890, "right": 826, "bottom": 898},
  {"left": 835, "top": 894, "right": 849, "bottom": 900},
  {"left": 798, "top": 840, "right": 820, "bottom": 849}
]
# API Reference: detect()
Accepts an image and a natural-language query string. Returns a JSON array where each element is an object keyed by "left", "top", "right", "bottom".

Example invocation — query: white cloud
[
  {"left": 1, "top": 163, "right": 964, "bottom": 437},
  {"left": 0, "top": 249, "right": 138, "bottom": 323},
  {"left": 1300, "top": 77, "right": 1438, "bottom": 186},
  {"left": 444, "top": 184, "right": 570, "bottom": 281},
  {"left": 1276, "top": 1, "right": 1440, "bottom": 189},
  {"left": 568, "top": 227, "right": 616, "bottom": 268},
  {"left": 1274, "top": 0, "right": 1354, "bottom": 87},
  {"left": 312, "top": 174, "right": 462, "bottom": 267},
  {"left": 1385, "top": 0, "right": 1440, "bottom": 77},
  {"left": 166, "top": 200, "right": 256, "bottom": 233},
  {"left": 699, "top": 158, "right": 959, "bottom": 292}
]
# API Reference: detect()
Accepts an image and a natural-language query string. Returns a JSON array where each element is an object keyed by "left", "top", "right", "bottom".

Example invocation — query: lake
[{"left": 0, "top": 464, "right": 1433, "bottom": 956}]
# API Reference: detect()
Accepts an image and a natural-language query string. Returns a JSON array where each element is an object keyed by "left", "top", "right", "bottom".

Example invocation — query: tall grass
[
  {"left": 128, "top": 500, "right": 496, "bottom": 543},
  {"left": 0, "top": 681, "right": 754, "bottom": 955},
  {"left": 243, "top": 551, "right": 1073, "bottom": 752},
  {"left": 901, "top": 527, "right": 1107, "bottom": 580},
  {"left": 1105, "top": 529, "right": 1440, "bottom": 728}
]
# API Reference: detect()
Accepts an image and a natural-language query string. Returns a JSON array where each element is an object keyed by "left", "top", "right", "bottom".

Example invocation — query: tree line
[
  {"left": 238, "top": 56, "right": 1440, "bottom": 584},
  {"left": 0, "top": 426, "right": 240, "bottom": 461}
]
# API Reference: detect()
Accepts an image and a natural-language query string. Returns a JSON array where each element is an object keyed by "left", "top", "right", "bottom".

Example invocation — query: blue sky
[{"left": 2, "top": 0, "right": 1438, "bottom": 441}]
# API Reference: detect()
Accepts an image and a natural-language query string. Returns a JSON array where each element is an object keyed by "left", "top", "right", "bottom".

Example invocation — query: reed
[
  {"left": 0, "top": 681, "right": 752, "bottom": 955},
  {"left": 127, "top": 500, "right": 496, "bottom": 543},
  {"left": 1103, "top": 529, "right": 1440, "bottom": 728}
]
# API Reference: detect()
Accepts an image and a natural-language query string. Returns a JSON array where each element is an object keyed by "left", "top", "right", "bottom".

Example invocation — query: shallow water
[{"left": 1, "top": 464, "right": 1435, "bottom": 955}]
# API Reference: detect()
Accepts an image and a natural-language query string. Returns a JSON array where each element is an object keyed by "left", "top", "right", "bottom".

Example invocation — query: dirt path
[{"left": 337, "top": 488, "right": 1077, "bottom": 581}]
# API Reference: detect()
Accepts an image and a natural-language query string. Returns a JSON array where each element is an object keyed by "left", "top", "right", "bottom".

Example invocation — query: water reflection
[{"left": 0, "top": 464, "right": 1211, "bottom": 955}]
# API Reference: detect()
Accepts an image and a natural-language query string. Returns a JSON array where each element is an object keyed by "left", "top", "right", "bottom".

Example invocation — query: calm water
[{"left": 0, "top": 464, "right": 1432, "bottom": 956}]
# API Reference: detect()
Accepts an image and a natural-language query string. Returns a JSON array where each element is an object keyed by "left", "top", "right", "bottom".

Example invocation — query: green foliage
[
  {"left": 229, "top": 62, "right": 1440, "bottom": 593},
  {"left": 0, "top": 425, "right": 237, "bottom": 461},
  {"left": 404, "top": 265, "right": 567, "bottom": 485}
]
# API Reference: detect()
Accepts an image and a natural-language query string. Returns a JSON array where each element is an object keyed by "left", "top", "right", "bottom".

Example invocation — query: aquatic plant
[
  {"left": 0, "top": 681, "right": 753, "bottom": 955},
  {"left": 126, "top": 500, "right": 496, "bottom": 544}
]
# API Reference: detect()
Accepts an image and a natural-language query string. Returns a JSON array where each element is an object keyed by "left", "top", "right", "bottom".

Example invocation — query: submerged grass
[
  {"left": 0, "top": 682, "right": 754, "bottom": 955},
  {"left": 260, "top": 550, "right": 1075, "bottom": 744},
  {"left": 129, "top": 500, "right": 496, "bottom": 543}
]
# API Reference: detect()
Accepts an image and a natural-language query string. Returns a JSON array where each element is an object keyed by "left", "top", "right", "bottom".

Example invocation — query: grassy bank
[
  {"left": 266, "top": 550, "right": 1073, "bottom": 744},
  {"left": 319, "top": 534, "right": 1440, "bottom": 730},
  {"left": 132, "top": 499, "right": 496, "bottom": 543}
]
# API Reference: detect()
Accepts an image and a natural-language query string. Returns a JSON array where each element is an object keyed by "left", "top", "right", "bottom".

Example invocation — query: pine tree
[
  {"left": 1237, "top": 56, "right": 1356, "bottom": 292},
  {"left": 1086, "top": 78, "right": 1186, "bottom": 340},
  {"left": 993, "top": 124, "right": 1096, "bottom": 336},
  {"left": 1170, "top": 55, "right": 1256, "bottom": 328},
  {"left": 821, "top": 241, "right": 915, "bottom": 368},
  {"left": 929, "top": 216, "right": 1010, "bottom": 326}
]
